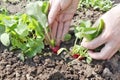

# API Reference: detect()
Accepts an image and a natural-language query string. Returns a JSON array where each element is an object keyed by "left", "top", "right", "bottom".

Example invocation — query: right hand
[
  {"left": 81, "top": 4, "right": 120, "bottom": 60},
  {"left": 48, "top": 0, "right": 79, "bottom": 45}
]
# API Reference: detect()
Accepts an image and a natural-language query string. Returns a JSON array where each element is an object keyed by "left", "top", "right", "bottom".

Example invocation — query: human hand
[
  {"left": 81, "top": 4, "right": 120, "bottom": 60},
  {"left": 48, "top": 0, "right": 79, "bottom": 45}
]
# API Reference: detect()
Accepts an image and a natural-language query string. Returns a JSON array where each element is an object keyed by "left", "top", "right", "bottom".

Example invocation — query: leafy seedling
[
  {"left": 0, "top": 1, "right": 50, "bottom": 60},
  {"left": 71, "top": 19, "right": 104, "bottom": 63},
  {"left": 78, "top": 0, "right": 114, "bottom": 12},
  {"left": 64, "top": 33, "right": 72, "bottom": 41},
  {"left": 26, "top": 1, "right": 61, "bottom": 54}
]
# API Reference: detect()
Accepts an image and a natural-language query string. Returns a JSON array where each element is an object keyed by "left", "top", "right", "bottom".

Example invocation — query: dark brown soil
[
  {"left": 113, "top": 0, "right": 120, "bottom": 3},
  {"left": 0, "top": 0, "right": 120, "bottom": 80}
]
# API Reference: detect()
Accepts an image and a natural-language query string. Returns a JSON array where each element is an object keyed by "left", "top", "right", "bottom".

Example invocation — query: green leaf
[
  {"left": 31, "top": 18, "right": 44, "bottom": 38},
  {"left": 95, "top": 19, "right": 104, "bottom": 37},
  {"left": 73, "top": 19, "right": 105, "bottom": 63},
  {"left": 86, "top": 56, "right": 92, "bottom": 64},
  {"left": 0, "top": 14, "right": 4, "bottom": 21},
  {"left": 15, "top": 20, "right": 28, "bottom": 36},
  {"left": 50, "top": 39, "right": 55, "bottom": 47},
  {"left": 75, "top": 19, "right": 104, "bottom": 41},
  {"left": 24, "top": 39, "right": 44, "bottom": 58},
  {"left": 64, "top": 34, "right": 71, "bottom": 41},
  {"left": 26, "top": 1, "right": 48, "bottom": 28},
  {"left": 78, "top": 0, "right": 113, "bottom": 12},
  {"left": 3, "top": 18, "right": 17, "bottom": 27},
  {"left": 83, "top": 27, "right": 97, "bottom": 41},
  {"left": 75, "top": 32, "right": 83, "bottom": 39},
  {"left": 0, "top": 24, "right": 5, "bottom": 36},
  {"left": 0, "top": 1, "right": 49, "bottom": 60},
  {"left": 42, "top": 1, "right": 49, "bottom": 14},
  {"left": 57, "top": 48, "right": 68, "bottom": 55},
  {"left": 83, "top": 20, "right": 91, "bottom": 28},
  {"left": 0, "top": 33, "right": 10, "bottom": 46},
  {"left": 19, "top": 53, "right": 25, "bottom": 61}
]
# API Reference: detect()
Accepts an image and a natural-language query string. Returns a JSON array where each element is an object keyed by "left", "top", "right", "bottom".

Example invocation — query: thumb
[
  {"left": 48, "top": 0, "right": 60, "bottom": 25},
  {"left": 81, "top": 32, "right": 107, "bottom": 49},
  {"left": 81, "top": 18, "right": 106, "bottom": 49}
]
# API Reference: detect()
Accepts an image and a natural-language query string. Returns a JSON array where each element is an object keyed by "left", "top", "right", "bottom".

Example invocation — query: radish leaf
[{"left": 0, "top": 33, "right": 10, "bottom": 46}]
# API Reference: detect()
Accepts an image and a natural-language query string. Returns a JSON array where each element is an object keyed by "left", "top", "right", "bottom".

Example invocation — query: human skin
[
  {"left": 48, "top": 0, "right": 79, "bottom": 45},
  {"left": 81, "top": 4, "right": 120, "bottom": 60},
  {"left": 48, "top": 0, "right": 120, "bottom": 60}
]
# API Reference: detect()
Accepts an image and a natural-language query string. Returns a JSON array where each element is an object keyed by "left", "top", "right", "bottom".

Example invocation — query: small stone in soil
[{"left": 102, "top": 68, "right": 113, "bottom": 77}]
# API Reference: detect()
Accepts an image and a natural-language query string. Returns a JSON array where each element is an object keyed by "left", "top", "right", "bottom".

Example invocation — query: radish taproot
[
  {"left": 72, "top": 54, "right": 84, "bottom": 60},
  {"left": 50, "top": 46, "right": 60, "bottom": 54}
]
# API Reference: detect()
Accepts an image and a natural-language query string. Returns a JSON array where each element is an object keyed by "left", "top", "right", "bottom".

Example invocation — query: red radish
[
  {"left": 72, "top": 54, "right": 84, "bottom": 60},
  {"left": 72, "top": 54, "right": 80, "bottom": 58},
  {"left": 50, "top": 46, "right": 60, "bottom": 54}
]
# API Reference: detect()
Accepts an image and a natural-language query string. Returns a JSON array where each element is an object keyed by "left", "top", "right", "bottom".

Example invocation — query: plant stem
[
  {"left": 74, "top": 38, "right": 78, "bottom": 46},
  {"left": 44, "top": 28, "right": 51, "bottom": 43}
]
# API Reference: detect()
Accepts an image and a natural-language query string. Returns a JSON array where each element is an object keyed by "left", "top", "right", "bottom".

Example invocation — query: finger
[
  {"left": 49, "top": 0, "right": 53, "bottom": 5},
  {"left": 107, "top": 41, "right": 119, "bottom": 59},
  {"left": 61, "top": 0, "right": 79, "bottom": 14},
  {"left": 51, "top": 20, "right": 58, "bottom": 40},
  {"left": 60, "top": 0, "right": 72, "bottom": 10},
  {"left": 49, "top": 0, "right": 53, "bottom": 9},
  {"left": 58, "top": 14, "right": 64, "bottom": 22},
  {"left": 48, "top": 0, "right": 60, "bottom": 25},
  {"left": 88, "top": 42, "right": 116, "bottom": 60},
  {"left": 56, "top": 21, "right": 64, "bottom": 45},
  {"left": 63, "top": 13, "right": 73, "bottom": 22},
  {"left": 81, "top": 31, "right": 109, "bottom": 49},
  {"left": 62, "top": 20, "right": 71, "bottom": 41}
]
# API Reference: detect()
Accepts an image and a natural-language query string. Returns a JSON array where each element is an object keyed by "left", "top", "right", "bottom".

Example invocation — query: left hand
[
  {"left": 48, "top": 0, "right": 79, "bottom": 45},
  {"left": 81, "top": 4, "right": 120, "bottom": 60}
]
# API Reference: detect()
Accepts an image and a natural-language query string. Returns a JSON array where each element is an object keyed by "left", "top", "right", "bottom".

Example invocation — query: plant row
[{"left": 0, "top": 1, "right": 110, "bottom": 63}]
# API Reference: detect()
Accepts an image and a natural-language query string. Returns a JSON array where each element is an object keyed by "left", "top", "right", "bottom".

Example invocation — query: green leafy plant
[
  {"left": 26, "top": 1, "right": 62, "bottom": 54},
  {"left": 0, "top": 14, "right": 45, "bottom": 60},
  {"left": 0, "top": 1, "right": 61, "bottom": 60},
  {"left": 26, "top": 1, "right": 61, "bottom": 54},
  {"left": 0, "top": 1, "right": 105, "bottom": 64},
  {"left": 78, "top": 0, "right": 114, "bottom": 12},
  {"left": 64, "top": 33, "right": 72, "bottom": 41},
  {"left": 71, "top": 19, "right": 104, "bottom": 63},
  {"left": 0, "top": 1, "right": 49, "bottom": 60}
]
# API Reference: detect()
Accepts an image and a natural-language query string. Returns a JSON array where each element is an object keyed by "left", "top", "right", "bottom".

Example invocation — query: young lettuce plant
[{"left": 71, "top": 19, "right": 104, "bottom": 63}]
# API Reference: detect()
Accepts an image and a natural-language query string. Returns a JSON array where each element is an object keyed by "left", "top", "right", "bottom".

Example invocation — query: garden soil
[{"left": 0, "top": 0, "right": 120, "bottom": 80}]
